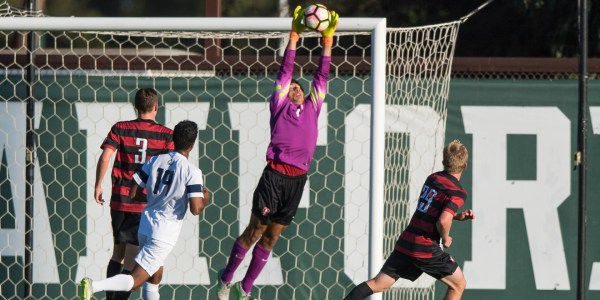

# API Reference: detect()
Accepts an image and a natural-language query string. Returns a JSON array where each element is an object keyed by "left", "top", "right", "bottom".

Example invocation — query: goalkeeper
[{"left": 216, "top": 6, "right": 339, "bottom": 300}]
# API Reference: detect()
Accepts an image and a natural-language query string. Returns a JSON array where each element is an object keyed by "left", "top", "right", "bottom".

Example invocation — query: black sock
[
  {"left": 106, "top": 260, "right": 123, "bottom": 300},
  {"left": 113, "top": 269, "right": 133, "bottom": 300},
  {"left": 344, "top": 282, "right": 374, "bottom": 300}
]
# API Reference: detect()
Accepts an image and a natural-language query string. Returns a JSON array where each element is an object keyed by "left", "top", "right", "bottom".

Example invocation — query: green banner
[
  {"left": 1, "top": 76, "right": 600, "bottom": 299},
  {"left": 445, "top": 79, "right": 600, "bottom": 299}
]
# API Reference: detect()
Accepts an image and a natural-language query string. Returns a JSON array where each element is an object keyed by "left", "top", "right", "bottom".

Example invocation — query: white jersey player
[
  {"left": 79, "top": 120, "right": 210, "bottom": 300},
  {"left": 136, "top": 149, "right": 204, "bottom": 246}
]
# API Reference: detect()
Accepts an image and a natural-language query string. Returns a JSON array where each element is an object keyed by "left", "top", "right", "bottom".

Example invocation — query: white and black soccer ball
[{"left": 303, "top": 4, "right": 330, "bottom": 33}]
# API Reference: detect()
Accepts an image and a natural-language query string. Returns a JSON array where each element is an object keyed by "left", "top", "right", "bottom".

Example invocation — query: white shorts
[{"left": 135, "top": 233, "right": 175, "bottom": 276}]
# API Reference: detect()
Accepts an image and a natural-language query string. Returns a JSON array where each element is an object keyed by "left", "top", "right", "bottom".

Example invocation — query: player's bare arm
[
  {"left": 189, "top": 188, "right": 210, "bottom": 216},
  {"left": 453, "top": 209, "right": 475, "bottom": 221},
  {"left": 94, "top": 147, "right": 115, "bottom": 205},
  {"left": 437, "top": 210, "right": 455, "bottom": 248},
  {"left": 129, "top": 181, "right": 141, "bottom": 200}
]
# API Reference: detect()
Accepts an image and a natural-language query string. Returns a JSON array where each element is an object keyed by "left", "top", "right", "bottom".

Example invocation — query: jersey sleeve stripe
[
  {"left": 102, "top": 139, "right": 118, "bottom": 150},
  {"left": 445, "top": 189, "right": 467, "bottom": 198},
  {"left": 444, "top": 201, "right": 460, "bottom": 212},
  {"left": 186, "top": 184, "right": 203, "bottom": 194},
  {"left": 135, "top": 171, "right": 148, "bottom": 187},
  {"left": 275, "top": 83, "right": 290, "bottom": 102}
]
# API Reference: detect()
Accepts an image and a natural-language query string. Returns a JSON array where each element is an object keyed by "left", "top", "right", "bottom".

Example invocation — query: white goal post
[{"left": 0, "top": 13, "right": 460, "bottom": 300}]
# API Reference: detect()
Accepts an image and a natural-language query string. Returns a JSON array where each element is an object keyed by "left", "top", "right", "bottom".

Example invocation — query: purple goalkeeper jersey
[{"left": 266, "top": 49, "right": 331, "bottom": 171}]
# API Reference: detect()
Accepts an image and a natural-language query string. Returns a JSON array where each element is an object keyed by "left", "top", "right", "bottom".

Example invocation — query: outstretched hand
[
  {"left": 454, "top": 209, "right": 475, "bottom": 221},
  {"left": 321, "top": 10, "right": 339, "bottom": 38},
  {"left": 292, "top": 5, "right": 305, "bottom": 34}
]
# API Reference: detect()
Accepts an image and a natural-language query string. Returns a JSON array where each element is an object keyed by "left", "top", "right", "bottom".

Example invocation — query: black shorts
[
  {"left": 111, "top": 209, "right": 141, "bottom": 246},
  {"left": 380, "top": 251, "right": 458, "bottom": 281},
  {"left": 251, "top": 166, "right": 308, "bottom": 225}
]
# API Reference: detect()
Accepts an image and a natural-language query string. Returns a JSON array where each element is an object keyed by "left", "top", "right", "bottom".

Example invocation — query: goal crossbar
[{"left": 0, "top": 17, "right": 383, "bottom": 32}]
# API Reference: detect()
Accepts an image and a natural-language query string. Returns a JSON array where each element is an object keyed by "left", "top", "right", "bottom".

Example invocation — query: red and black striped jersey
[
  {"left": 395, "top": 171, "right": 466, "bottom": 258},
  {"left": 102, "top": 118, "right": 174, "bottom": 213}
]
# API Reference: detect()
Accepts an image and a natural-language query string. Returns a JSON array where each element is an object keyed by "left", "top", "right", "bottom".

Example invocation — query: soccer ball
[{"left": 303, "top": 4, "right": 330, "bottom": 32}]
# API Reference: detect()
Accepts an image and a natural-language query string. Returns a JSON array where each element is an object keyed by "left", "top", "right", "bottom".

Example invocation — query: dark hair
[
  {"left": 290, "top": 78, "right": 305, "bottom": 93},
  {"left": 173, "top": 120, "right": 198, "bottom": 151},
  {"left": 134, "top": 88, "right": 158, "bottom": 113}
]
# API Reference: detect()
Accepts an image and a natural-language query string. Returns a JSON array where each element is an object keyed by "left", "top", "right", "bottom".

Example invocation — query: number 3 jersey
[
  {"left": 102, "top": 119, "right": 173, "bottom": 213},
  {"left": 133, "top": 151, "right": 204, "bottom": 245},
  {"left": 395, "top": 171, "right": 467, "bottom": 258}
]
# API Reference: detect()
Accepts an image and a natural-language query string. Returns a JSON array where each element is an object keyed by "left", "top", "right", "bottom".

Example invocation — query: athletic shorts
[
  {"left": 251, "top": 166, "right": 307, "bottom": 226},
  {"left": 380, "top": 251, "right": 459, "bottom": 281},
  {"left": 135, "top": 233, "right": 175, "bottom": 276},
  {"left": 111, "top": 210, "right": 142, "bottom": 246}
]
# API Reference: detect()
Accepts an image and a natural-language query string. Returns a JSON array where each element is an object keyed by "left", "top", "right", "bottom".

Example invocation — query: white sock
[
  {"left": 142, "top": 282, "right": 160, "bottom": 300},
  {"left": 92, "top": 274, "right": 134, "bottom": 293}
]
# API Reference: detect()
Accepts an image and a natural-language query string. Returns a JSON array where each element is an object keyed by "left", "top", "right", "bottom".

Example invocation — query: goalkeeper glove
[
  {"left": 321, "top": 11, "right": 339, "bottom": 47},
  {"left": 290, "top": 5, "right": 305, "bottom": 42}
]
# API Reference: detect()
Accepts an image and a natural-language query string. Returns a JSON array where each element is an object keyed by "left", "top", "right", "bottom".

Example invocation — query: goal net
[
  {"left": 383, "top": 24, "right": 460, "bottom": 300},
  {"left": 0, "top": 4, "right": 460, "bottom": 300}
]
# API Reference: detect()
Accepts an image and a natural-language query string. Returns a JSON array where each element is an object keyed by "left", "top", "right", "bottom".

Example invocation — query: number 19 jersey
[{"left": 133, "top": 151, "right": 204, "bottom": 245}]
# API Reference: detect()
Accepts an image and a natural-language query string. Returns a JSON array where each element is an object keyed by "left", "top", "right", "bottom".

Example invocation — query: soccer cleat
[
  {"left": 78, "top": 277, "right": 93, "bottom": 300},
  {"left": 234, "top": 282, "right": 257, "bottom": 300},
  {"left": 241, "top": 294, "right": 257, "bottom": 300},
  {"left": 216, "top": 269, "right": 232, "bottom": 300}
]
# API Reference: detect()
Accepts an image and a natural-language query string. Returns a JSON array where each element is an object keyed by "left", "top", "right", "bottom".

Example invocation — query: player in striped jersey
[
  {"left": 93, "top": 88, "right": 173, "bottom": 300},
  {"left": 344, "top": 140, "right": 475, "bottom": 300},
  {"left": 80, "top": 120, "right": 209, "bottom": 300},
  {"left": 216, "top": 7, "right": 338, "bottom": 300}
]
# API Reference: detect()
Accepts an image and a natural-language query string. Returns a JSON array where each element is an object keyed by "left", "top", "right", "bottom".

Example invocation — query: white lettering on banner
[
  {"left": 343, "top": 104, "right": 443, "bottom": 289},
  {"left": 587, "top": 107, "right": 600, "bottom": 290},
  {"left": 462, "top": 106, "right": 570, "bottom": 290},
  {"left": 227, "top": 102, "right": 328, "bottom": 285},
  {"left": 4, "top": 103, "right": 597, "bottom": 289},
  {"left": 75, "top": 103, "right": 210, "bottom": 284},
  {"left": 0, "top": 102, "right": 59, "bottom": 283}
]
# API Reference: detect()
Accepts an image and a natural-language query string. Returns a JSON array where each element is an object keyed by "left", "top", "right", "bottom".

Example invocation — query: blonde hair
[{"left": 442, "top": 139, "right": 468, "bottom": 173}]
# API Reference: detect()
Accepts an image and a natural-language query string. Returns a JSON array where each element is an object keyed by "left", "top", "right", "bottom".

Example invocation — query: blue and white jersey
[{"left": 133, "top": 151, "right": 204, "bottom": 245}]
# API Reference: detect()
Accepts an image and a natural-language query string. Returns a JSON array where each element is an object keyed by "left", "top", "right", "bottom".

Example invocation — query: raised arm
[
  {"left": 320, "top": 10, "right": 338, "bottom": 58},
  {"left": 307, "top": 11, "right": 338, "bottom": 108},
  {"left": 269, "top": 7, "right": 305, "bottom": 109},
  {"left": 288, "top": 5, "right": 305, "bottom": 52}
]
